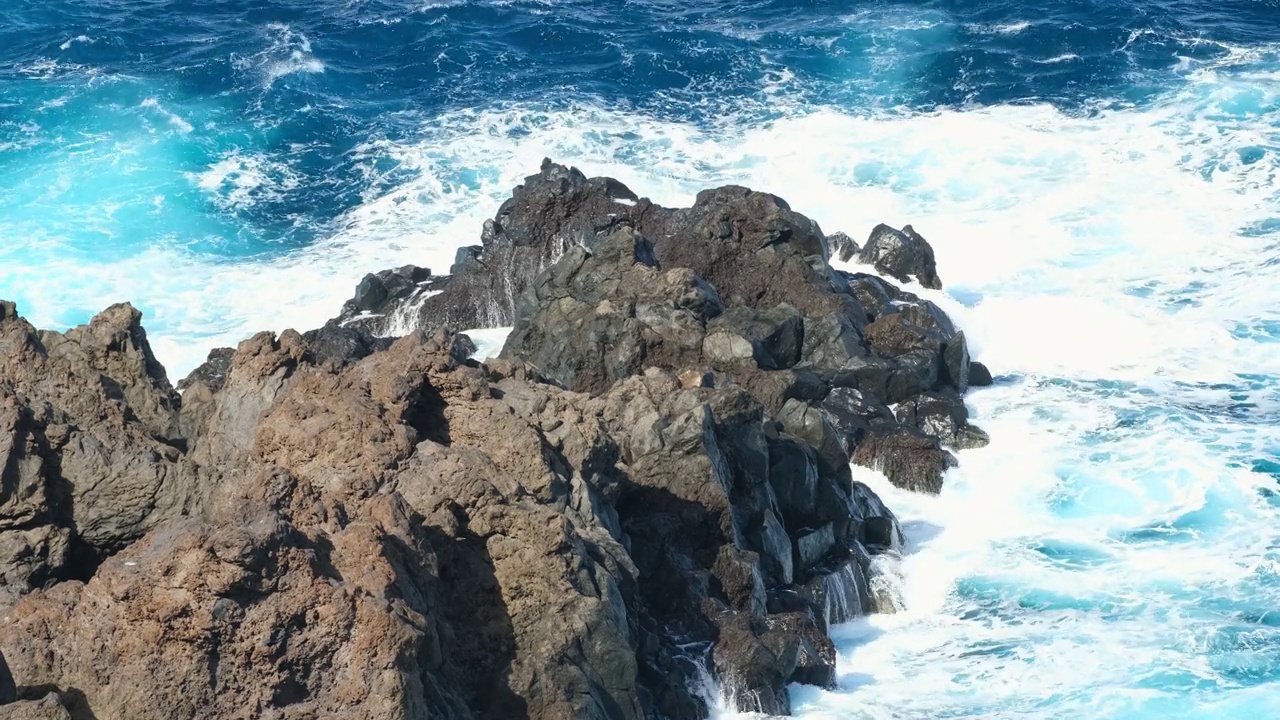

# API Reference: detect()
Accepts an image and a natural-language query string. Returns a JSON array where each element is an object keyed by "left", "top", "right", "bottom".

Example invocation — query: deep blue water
[{"left": 5, "top": 1, "right": 1280, "bottom": 717}]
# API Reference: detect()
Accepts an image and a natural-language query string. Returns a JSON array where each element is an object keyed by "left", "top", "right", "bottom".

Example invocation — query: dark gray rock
[
  {"left": 767, "top": 435, "right": 821, "bottom": 530},
  {"left": 843, "top": 273, "right": 898, "bottom": 320},
  {"left": 449, "top": 245, "right": 483, "bottom": 275},
  {"left": 751, "top": 509, "right": 794, "bottom": 587},
  {"left": 970, "top": 360, "right": 994, "bottom": 387},
  {"left": 300, "top": 323, "right": 396, "bottom": 367},
  {"left": 895, "top": 391, "right": 991, "bottom": 450},
  {"left": 817, "top": 352, "right": 939, "bottom": 406},
  {"left": 941, "top": 330, "right": 971, "bottom": 393},
  {"left": 859, "top": 223, "right": 942, "bottom": 289},
  {"left": 799, "top": 311, "right": 867, "bottom": 369},
  {"left": 705, "top": 305, "right": 803, "bottom": 370},
  {"left": 761, "top": 612, "right": 836, "bottom": 689},
  {"left": 818, "top": 386, "right": 897, "bottom": 453},
  {"left": 793, "top": 524, "right": 836, "bottom": 572},
  {"left": 500, "top": 227, "right": 714, "bottom": 394},
  {"left": 777, "top": 399, "right": 851, "bottom": 486},
  {"left": 798, "top": 556, "right": 870, "bottom": 630},
  {"left": 177, "top": 346, "right": 234, "bottom": 392},
  {"left": 826, "top": 232, "right": 860, "bottom": 263}
]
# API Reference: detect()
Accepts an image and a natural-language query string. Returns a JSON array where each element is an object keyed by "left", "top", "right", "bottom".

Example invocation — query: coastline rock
[
  {"left": 969, "top": 360, "right": 994, "bottom": 387},
  {"left": 826, "top": 232, "right": 860, "bottom": 263},
  {"left": 894, "top": 391, "right": 991, "bottom": 451},
  {"left": 859, "top": 223, "right": 942, "bottom": 289},
  {"left": 333, "top": 159, "right": 652, "bottom": 337},
  {"left": 853, "top": 426, "right": 957, "bottom": 495},
  {"left": 0, "top": 162, "right": 994, "bottom": 719}
]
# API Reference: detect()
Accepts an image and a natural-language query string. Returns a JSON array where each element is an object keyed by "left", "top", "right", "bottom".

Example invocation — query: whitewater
[{"left": 4, "top": 0, "right": 1280, "bottom": 717}]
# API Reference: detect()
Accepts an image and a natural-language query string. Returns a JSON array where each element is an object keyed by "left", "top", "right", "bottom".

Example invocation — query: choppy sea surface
[{"left": 4, "top": 1, "right": 1280, "bottom": 717}]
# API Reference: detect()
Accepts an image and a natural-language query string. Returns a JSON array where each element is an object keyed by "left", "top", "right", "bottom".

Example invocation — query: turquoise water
[{"left": 4, "top": 1, "right": 1280, "bottom": 717}]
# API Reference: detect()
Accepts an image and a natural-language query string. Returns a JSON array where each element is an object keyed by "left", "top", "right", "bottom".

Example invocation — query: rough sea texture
[{"left": 3, "top": 1, "right": 1280, "bottom": 718}]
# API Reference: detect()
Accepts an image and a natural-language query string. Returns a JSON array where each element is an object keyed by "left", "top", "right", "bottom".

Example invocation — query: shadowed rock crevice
[
  {"left": 12, "top": 686, "right": 95, "bottom": 720},
  {"left": 420, "top": 525, "right": 524, "bottom": 720}
]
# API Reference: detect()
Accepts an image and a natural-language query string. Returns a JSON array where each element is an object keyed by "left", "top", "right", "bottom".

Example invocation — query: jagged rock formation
[{"left": 0, "top": 160, "right": 995, "bottom": 719}]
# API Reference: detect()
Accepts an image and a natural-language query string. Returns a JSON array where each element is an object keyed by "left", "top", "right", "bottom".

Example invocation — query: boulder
[
  {"left": 853, "top": 426, "right": 957, "bottom": 494},
  {"left": 799, "top": 311, "right": 867, "bottom": 369},
  {"left": 859, "top": 223, "right": 942, "bottom": 289},
  {"left": 793, "top": 523, "right": 836, "bottom": 573},
  {"left": 762, "top": 612, "right": 836, "bottom": 688},
  {"left": 0, "top": 694, "right": 73, "bottom": 720},
  {"left": 798, "top": 556, "right": 870, "bottom": 630},
  {"left": 842, "top": 273, "right": 899, "bottom": 321},
  {"left": 777, "top": 399, "right": 852, "bottom": 485},
  {"left": 970, "top": 360, "right": 994, "bottom": 387},
  {"left": 500, "top": 227, "right": 717, "bottom": 394},
  {"left": 826, "top": 232, "right": 860, "bottom": 263},
  {"left": 705, "top": 305, "right": 803, "bottom": 370},
  {"left": 450, "top": 245, "right": 483, "bottom": 274},
  {"left": 864, "top": 311, "right": 945, "bottom": 358},
  {"left": 818, "top": 386, "right": 897, "bottom": 452},
  {"left": 941, "top": 330, "right": 971, "bottom": 393},
  {"left": 895, "top": 391, "right": 991, "bottom": 450}
]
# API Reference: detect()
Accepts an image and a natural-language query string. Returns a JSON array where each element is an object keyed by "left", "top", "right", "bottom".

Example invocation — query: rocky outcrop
[
  {"left": 0, "top": 161, "right": 995, "bottom": 720},
  {"left": 0, "top": 301, "right": 195, "bottom": 611}
]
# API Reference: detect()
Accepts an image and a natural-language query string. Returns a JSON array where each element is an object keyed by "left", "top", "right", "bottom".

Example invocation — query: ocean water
[{"left": 4, "top": 0, "right": 1280, "bottom": 717}]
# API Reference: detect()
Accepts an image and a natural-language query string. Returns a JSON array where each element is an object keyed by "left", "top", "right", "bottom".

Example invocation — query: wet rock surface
[{"left": 0, "top": 160, "right": 995, "bottom": 719}]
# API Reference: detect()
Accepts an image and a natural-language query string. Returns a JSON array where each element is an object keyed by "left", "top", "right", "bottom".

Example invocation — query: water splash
[
  {"left": 865, "top": 551, "right": 907, "bottom": 614},
  {"left": 802, "top": 559, "right": 868, "bottom": 629}
]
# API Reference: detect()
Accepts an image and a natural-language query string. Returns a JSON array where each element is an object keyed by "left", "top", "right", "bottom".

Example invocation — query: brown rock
[
  {"left": 0, "top": 164, "right": 993, "bottom": 720},
  {"left": 0, "top": 303, "right": 195, "bottom": 603},
  {"left": 0, "top": 694, "right": 74, "bottom": 720},
  {"left": 854, "top": 426, "right": 958, "bottom": 494}
]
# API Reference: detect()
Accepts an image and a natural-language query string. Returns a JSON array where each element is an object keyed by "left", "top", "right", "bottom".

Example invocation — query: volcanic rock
[
  {"left": 0, "top": 161, "right": 996, "bottom": 720},
  {"left": 859, "top": 223, "right": 942, "bottom": 289},
  {"left": 969, "top": 360, "right": 994, "bottom": 387},
  {"left": 853, "top": 425, "right": 957, "bottom": 495},
  {"left": 895, "top": 390, "right": 991, "bottom": 450}
]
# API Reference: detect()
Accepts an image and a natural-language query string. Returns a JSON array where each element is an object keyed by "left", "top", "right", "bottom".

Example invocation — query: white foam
[
  {"left": 1035, "top": 52, "right": 1081, "bottom": 64},
  {"left": 264, "top": 53, "right": 325, "bottom": 86},
  {"left": 140, "top": 97, "right": 194, "bottom": 133},
  {"left": 463, "top": 326, "right": 513, "bottom": 361},
  {"left": 232, "top": 23, "right": 326, "bottom": 89},
  {"left": 189, "top": 150, "right": 300, "bottom": 210},
  {"left": 989, "top": 21, "right": 1031, "bottom": 35},
  {"left": 59, "top": 35, "right": 93, "bottom": 51}
]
